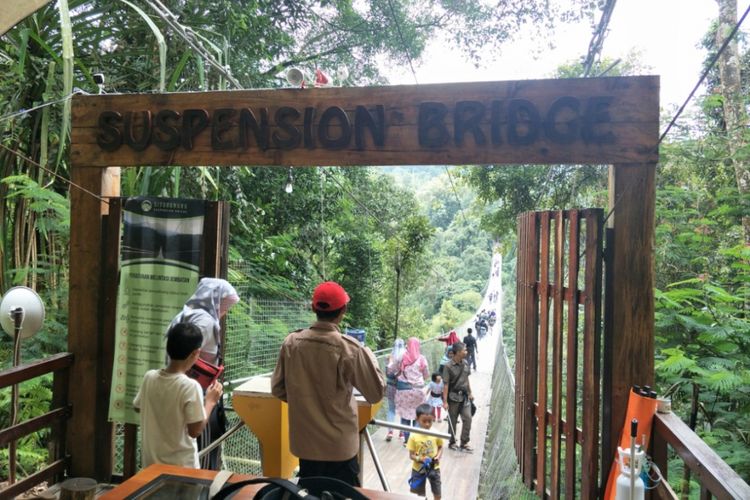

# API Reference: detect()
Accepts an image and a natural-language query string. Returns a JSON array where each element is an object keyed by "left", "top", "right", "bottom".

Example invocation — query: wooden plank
[
  {"left": 97, "top": 198, "right": 121, "bottom": 480},
  {"left": 201, "top": 201, "right": 221, "bottom": 278},
  {"left": 0, "top": 459, "right": 67, "bottom": 499},
  {"left": 564, "top": 209, "right": 579, "bottom": 499},
  {"left": 535, "top": 211, "right": 551, "bottom": 496},
  {"left": 549, "top": 211, "right": 565, "bottom": 499},
  {"left": 581, "top": 209, "right": 603, "bottom": 500},
  {"left": 516, "top": 212, "right": 528, "bottom": 479},
  {"left": 71, "top": 77, "right": 660, "bottom": 168},
  {"left": 601, "top": 225, "right": 616, "bottom": 489},
  {"left": 0, "top": 406, "right": 70, "bottom": 447},
  {"left": 123, "top": 423, "right": 138, "bottom": 479},
  {"left": 49, "top": 362, "right": 71, "bottom": 484},
  {"left": 522, "top": 212, "right": 540, "bottom": 488},
  {"left": 605, "top": 164, "right": 655, "bottom": 474},
  {"left": 654, "top": 413, "right": 750, "bottom": 500},
  {"left": 0, "top": 353, "right": 73, "bottom": 388},
  {"left": 67, "top": 166, "right": 120, "bottom": 479},
  {"left": 514, "top": 213, "right": 526, "bottom": 466}
]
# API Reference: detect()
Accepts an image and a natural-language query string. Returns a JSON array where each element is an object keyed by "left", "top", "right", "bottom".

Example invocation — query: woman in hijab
[
  {"left": 168, "top": 277, "right": 239, "bottom": 469},
  {"left": 384, "top": 338, "right": 405, "bottom": 442},
  {"left": 168, "top": 277, "right": 239, "bottom": 365},
  {"left": 438, "top": 330, "right": 461, "bottom": 367},
  {"left": 395, "top": 337, "right": 431, "bottom": 443}
]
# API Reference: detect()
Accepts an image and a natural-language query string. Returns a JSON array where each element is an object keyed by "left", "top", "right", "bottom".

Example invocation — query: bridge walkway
[{"left": 363, "top": 315, "right": 501, "bottom": 498}]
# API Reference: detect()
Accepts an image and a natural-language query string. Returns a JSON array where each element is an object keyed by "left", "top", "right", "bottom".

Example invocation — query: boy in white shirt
[{"left": 133, "top": 322, "right": 223, "bottom": 468}]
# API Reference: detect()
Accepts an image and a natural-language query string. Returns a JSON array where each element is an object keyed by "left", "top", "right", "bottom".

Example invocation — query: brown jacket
[{"left": 271, "top": 321, "right": 385, "bottom": 461}]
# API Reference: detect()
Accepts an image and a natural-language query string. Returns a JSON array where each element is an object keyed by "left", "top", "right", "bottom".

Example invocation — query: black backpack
[{"left": 213, "top": 476, "right": 370, "bottom": 500}]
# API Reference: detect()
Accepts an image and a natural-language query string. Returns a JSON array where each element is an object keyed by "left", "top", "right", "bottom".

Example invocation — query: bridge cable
[{"left": 603, "top": 2, "right": 750, "bottom": 228}]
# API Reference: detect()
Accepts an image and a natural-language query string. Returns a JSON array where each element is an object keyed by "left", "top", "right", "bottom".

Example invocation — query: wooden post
[
  {"left": 602, "top": 163, "right": 656, "bottom": 485},
  {"left": 67, "top": 166, "right": 120, "bottom": 479},
  {"left": 59, "top": 477, "right": 97, "bottom": 500}
]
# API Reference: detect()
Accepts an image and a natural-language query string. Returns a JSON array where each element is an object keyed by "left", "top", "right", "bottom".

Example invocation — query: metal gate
[{"left": 514, "top": 209, "right": 604, "bottom": 499}]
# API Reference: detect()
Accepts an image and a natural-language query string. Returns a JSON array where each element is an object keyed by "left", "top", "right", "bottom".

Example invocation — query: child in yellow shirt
[{"left": 407, "top": 403, "right": 443, "bottom": 499}]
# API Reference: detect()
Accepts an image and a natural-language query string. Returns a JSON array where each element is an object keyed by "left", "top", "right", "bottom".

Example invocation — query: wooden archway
[{"left": 68, "top": 76, "right": 658, "bottom": 479}]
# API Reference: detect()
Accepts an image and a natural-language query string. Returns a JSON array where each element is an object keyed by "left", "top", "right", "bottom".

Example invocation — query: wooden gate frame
[
  {"left": 67, "top": 76, "right": 658, "bottom": 480},
  {"left": 515, "top": 209, "right": 604, "bottom": 498}
]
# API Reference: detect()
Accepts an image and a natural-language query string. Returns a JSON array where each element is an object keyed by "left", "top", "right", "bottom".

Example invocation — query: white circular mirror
[{"left": 0, "top": 286, "right": 45, "bottom": 339}]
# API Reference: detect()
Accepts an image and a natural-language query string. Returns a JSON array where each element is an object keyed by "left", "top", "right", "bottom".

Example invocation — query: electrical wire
[
  {"left": 0, "top": 143, "right": 110, "bottom": 204},
  {"left": 581, "top": 0, "right": 618, "bottom": 77},
  {"left": 385, "top": 0, "right": 419, "bottom": 84},
  {"left": 144, "top": 0, "right": 242, "bottom": 89},
  {"left": 0, "top": 93, "right": 76, "bottom": 124},
  {"left": 603, "top": 2, "right": 750, "bottom": 227},
  {"left": 443, "top": 166, "right": 469, "bottom": 227},
  {"left": 658, "top": 1, "right": 750, "bottom": 146}
]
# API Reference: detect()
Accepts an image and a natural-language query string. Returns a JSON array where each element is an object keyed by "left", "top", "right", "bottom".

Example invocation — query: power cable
[
  {"left": 443, "top": 166, "right": 469, "bottom": 227},
  {"left": 603, "top": 1, "right": 750, "bottom": 227},
  {"left": 658, "top": 1, "right": 750, "bottom": 146},
  {"left": 581, "top": 0, "right": 618, "bottom": 77},
  {"left": 0, "top": 93, "right": 76, "bottom": 124},
  {"left": 385, "top": 0, "right": 419, "bottom": 84},
  {"left": 145, "top": 0, "right": 242, "bottom": 88},
  {"left": 0, "top": 143, "right": 110, "bottom": 204}
]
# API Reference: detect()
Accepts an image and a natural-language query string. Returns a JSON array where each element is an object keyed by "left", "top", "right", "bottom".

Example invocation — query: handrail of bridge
[
  {"left": 651, "top": 411, "right": 750, "bottom": 500},
  {"left": 0, "top": 352, "right": 74, "bottom": 499}
]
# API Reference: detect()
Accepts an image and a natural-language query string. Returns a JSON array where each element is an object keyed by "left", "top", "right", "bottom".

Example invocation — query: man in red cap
[{"left": 271, "top": 281, "right": 385, "bottom": 487}]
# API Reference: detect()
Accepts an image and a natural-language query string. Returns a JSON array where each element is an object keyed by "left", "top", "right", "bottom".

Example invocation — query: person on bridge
[
  {"left": 463, "top": 328, "right": 478, "bottom": 372},
  {"left": 407, "top": 403, "right": 443, "bottom": 500},
  {"left": 385, "top": 338, "right": 406, "bottom": 442},
  {"left": 437, "top": 330, "right": 460, "bottom": 367},
  {"left": 396, "top": 337, "right": 431, "bottom": 444},
  {"left": 271, "top": 281, "right": 385, "bottom": 488},
  {"left": 442, "top": 342, "right": 474, "bottom": 452},
  {"left": 167, "top": 277, "right": 239, "bottom": 470}
]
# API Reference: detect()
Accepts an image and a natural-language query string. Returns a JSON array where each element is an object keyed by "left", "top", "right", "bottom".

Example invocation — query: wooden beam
[
  {"left": 654, "top": 412, "right": 750, "bottom": 499},
  {"left": 603, "top": 163, "right": 655, "bottom": 480},
  {"left": 71, "top": 76, "right": 659, "bottom": 168},
  {"left": 67, "top": 166, "right": 120, "bottom": 479}
]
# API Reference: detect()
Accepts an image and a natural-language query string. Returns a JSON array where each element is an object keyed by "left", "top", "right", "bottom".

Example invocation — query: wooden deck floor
[{"left": 363, "top": 327, "right": 500, "bottom": 499}]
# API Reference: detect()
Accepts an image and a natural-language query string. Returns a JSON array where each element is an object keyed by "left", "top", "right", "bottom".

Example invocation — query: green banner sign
[{"left": 108, "top": 197, "right": 206, "bottom": 424}]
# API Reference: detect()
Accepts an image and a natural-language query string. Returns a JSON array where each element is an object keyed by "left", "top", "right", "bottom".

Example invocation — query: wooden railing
[
  {"left": 0, "top": 352, "right": 73, "bottom": 499},
  {"left": 651, "top": 411, "right": 750, "bottom": 500}
]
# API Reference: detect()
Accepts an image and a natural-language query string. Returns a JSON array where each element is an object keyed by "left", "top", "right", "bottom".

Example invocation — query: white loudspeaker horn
[{"left": 286, "top": 68, "right": 305, "bottom": 88}]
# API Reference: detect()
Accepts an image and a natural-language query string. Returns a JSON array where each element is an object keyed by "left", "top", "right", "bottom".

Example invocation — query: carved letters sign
[{"left": 71, "top": 76, "right": 659, "bottom": 167}]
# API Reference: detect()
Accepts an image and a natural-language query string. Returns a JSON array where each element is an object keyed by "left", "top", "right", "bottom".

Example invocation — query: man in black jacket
[{"left": 463, "top": 328, "right": 477, "bottom": 372}]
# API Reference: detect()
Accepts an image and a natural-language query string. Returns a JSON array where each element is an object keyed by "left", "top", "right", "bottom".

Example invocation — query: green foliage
[
  {"left": 0, "top": 376, "right": 53, "bottom": 478},
  {"left": 653, "top": 124, "right": 750, "bottom": 482}
]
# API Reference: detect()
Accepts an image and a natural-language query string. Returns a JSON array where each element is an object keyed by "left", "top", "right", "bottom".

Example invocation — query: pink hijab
[
  {"left": 400, "top": 337, "right": 423, "bottom": 370},
  {"left": 439, "top": 330, "right": 460, "bottom": 345}
]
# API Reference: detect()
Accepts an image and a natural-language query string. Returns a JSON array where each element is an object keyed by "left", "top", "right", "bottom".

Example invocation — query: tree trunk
[
  {"left": 680, "top": 382, "right": 701, "bottom": 499},
  {"left": 715, "top": 0, "right": 750, "bottom": 244}
]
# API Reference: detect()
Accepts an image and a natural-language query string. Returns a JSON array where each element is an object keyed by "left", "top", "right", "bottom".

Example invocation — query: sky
[{"left": 384, "top": 0, "right": 750, "bottom": 110}]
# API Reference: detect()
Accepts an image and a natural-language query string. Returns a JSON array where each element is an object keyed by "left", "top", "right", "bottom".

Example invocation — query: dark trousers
[
  {"left": 448, "top": 399, "right": 472, "bottom": 446},
  {"left": 467, "top": 350, "right": 477, "bottom": 370},
  {"left": 197, "top": 398, "right": 226, "bottom": 470},
  {"left": 298, "top": 455, "right": 361, "bottom": 489}
]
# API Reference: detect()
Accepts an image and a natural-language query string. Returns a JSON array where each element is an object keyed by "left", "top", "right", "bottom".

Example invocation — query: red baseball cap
[{"left": 312, "top": 281, "right": 350, "bottom": 312}]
